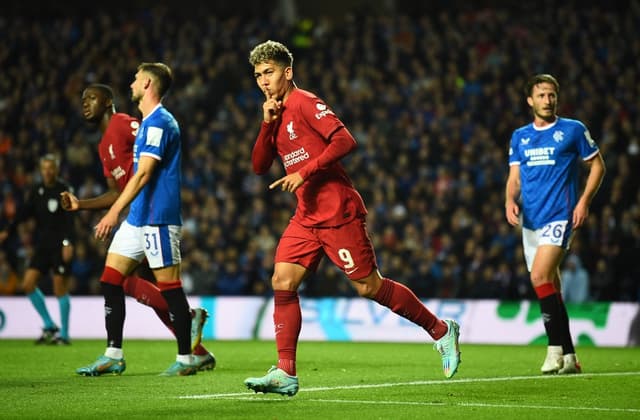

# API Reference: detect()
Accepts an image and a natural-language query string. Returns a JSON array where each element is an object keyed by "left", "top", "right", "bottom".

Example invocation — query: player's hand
[
  {"left": 269, "top": 172, "right": 304, "bottom": 193},
  {"left": 572, "top": 200, "right": 589, "bottom": 229},
  {"left": 60, "top": 191, "right": 79, "bottom": 211},
  {"left": 505, "top": 201, "right": 520, "bottom": 226},
  {"left": 262, "top": 91, "right": 283, "bottom": 123},
  {"left": 94, "top": 210, "right": 119, "bottom": 241}
]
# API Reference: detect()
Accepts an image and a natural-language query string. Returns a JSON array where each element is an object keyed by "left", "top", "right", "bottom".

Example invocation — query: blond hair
[{"left": 249, "top": 40, "right": 293, "bottom": 68}]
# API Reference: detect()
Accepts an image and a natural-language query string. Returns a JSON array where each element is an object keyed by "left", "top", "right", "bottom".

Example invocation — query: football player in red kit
[
  {"left": 243, "top": 41, "right": 461, "bottom": 397},
  {"left": 61, "top": 84, "right": 215, "bottom": 372}
]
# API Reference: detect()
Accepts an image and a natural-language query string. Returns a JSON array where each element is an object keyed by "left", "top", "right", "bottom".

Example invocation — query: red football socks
[
  {"left": 374, "top": 278, "right": 448, "bottom": 339},
  {"left": 274, "top": 290, "right": 301, "bottom": 376},
  {"left": 122, "top": 275, "right": 170, "bottom": 312},
  {"left": 534, "top": 282, "right": 557, "bottom": 299}
]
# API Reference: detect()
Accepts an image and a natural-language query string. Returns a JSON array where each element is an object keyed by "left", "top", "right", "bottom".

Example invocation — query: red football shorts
[{"left": 274, "top": 216, "right": 378, "bottom": 280}]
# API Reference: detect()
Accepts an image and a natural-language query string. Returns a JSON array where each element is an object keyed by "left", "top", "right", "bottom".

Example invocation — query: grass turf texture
[{"left": 3, "top": 340, "right": 639, "bottom": 419}]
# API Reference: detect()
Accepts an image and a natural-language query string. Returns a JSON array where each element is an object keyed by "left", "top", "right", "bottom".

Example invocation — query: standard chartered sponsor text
[{"left": 284, "top": 147, "right": 310, "bottom": 168}]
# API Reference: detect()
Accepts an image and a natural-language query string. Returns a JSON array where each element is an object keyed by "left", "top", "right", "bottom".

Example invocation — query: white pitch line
[
  {"left": 179, "top": 371, "right": 640, "bottom": 400},
  {"left": 304, "top": 399, "right": 640, "bottom": 414}
]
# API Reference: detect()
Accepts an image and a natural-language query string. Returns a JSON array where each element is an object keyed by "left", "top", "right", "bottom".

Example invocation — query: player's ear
[
  {"left": 285, "top": 66, "right": 293, "bottom": 81},
  {"left": 526, "top": 96, "right": 533, "bottom": 107},
  {"left": 104, "top": 97, "right": 116, "bottom": 112}
]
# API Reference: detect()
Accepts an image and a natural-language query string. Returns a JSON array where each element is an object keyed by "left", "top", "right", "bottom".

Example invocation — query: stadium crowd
[{"left": 1, "top": 1, "right": 639, "bottom": 301}]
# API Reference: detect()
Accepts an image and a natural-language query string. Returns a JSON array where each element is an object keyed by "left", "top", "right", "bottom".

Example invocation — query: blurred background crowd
[{"left": 1, "top": 0, "right": 638, "bottom": 302}]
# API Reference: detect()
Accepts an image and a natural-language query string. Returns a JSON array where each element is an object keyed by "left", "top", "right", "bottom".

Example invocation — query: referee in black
[{"left": 1, "top": 154, "right": 75, "bottom": 344}]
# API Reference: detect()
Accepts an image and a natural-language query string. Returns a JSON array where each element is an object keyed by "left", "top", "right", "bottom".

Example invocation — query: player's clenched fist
[
  {"left": 505, "top": 200, "right": 520, "bottom": 226},
  {"left": 60, "top": 191, "right": 79, "bottom": 211}
]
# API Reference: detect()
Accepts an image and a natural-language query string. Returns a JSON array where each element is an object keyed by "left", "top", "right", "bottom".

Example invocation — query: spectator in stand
[
  {"left": 0, "top": 5, "right": 638, "bottom": 300},
  {"left": 560, "top": 254, "right": 590, "bottom": 303}
]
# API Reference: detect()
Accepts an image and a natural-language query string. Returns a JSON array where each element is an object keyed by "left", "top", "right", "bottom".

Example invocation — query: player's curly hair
[
  {"left": 249, "top": 40, "right": 293, "bottom": 68},
  {"left": 525, "top": 74, "right": 559, "bottom": 97}
]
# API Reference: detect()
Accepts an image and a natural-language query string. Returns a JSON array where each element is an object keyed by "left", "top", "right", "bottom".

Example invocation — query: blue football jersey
[
  {"left": 508, "top": 117, "right": 599, "bottom": 229},
  {"left": 127, "top": 105, "right": 182, "bottom": 226}
]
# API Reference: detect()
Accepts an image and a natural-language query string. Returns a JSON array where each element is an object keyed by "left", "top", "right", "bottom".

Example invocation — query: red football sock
[
  {"left": 534, "top": 282, "right": 557, "bottom": 298},
  {"left": 121, "top": 276, "right": 211, "bottom": 354},
  {"left": 274, "top": 290, "right": 301, "bottom": 376},
  {"left": 122, "top": 275, "right": 170, "bottom": 312},
  {"left": 122, "top": 275, "right": 174, "bottom": 332},
  {"left": 374, "top": 278, "right": 447, "bottom": 340},
  {"left": 193, "top": 343, "right": 208, "bottom": 356}
]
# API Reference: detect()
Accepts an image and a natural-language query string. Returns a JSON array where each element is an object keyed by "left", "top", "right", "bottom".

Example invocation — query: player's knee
[
  {"left": 351, "top": 274, "right": 380, "bottom": 298},
  {"left": 270, "top": 272, "right": 297, "bottom": 291},
  {"left": 21, "top": 271, "right": 39, "bottom": 293},
  {"left": 530, "top": 271, "right": 553, "bottom": 287}
]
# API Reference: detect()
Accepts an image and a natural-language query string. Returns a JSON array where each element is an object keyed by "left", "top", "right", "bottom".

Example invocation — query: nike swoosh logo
[{"left": 345, "top": 267, "right": 358, "bottom": 275}]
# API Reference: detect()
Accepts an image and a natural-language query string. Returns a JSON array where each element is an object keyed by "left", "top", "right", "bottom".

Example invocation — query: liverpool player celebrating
[
  {"left": 244, "top": 41, "right": 461, "bottom": 397},
  {"left": 65, "top": 81, "right": 214, "bottom": 375}
]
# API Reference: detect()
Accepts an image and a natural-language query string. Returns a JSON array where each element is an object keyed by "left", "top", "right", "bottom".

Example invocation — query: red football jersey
[
  {"left": 253, "top": 89, "right": 367, "bottom": 227},
  {"left": 98, "top": 113, "right": 139, "bottom": 192}
]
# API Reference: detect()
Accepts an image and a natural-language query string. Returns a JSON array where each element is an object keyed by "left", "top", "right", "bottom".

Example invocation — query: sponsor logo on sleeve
[
  {"left": 314, "top": 102, "right": 334, "bottom": 119},
  {"left": 146, "top": 127, "right": 163, "bottom": 147},
  {"left": 584, "top": 129, "right": 597, "bottom": 148}
]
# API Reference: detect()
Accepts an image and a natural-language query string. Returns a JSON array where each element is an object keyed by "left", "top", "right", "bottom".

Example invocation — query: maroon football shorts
[{"left": 274, "top": 216, "right": 378, "bottom": 280}]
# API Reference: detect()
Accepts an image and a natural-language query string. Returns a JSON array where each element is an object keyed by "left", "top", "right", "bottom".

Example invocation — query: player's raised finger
[{"left": 269, "top": 178, "right": 284, "bottom": 190}]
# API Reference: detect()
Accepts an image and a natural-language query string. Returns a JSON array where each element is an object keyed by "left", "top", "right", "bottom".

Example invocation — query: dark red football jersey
[
  {"left": 252, "top": 89, "right": 367, "bottom": 227},
  {"left": 98, "top": 113, "right": 139, "bottom": 192}
]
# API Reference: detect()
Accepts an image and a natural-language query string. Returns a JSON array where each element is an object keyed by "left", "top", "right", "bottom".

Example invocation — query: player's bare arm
[
  {"left": 94, "top": 156, "right": 158, "bottom": 240},
  {"left": 61, "top": 178, "right": 120, "bottom": 211},
  {"left": 573, "top": 153, "right": 606, "bottom": 229},
  {"left": 505, "top": 164, "right": 521, "bottom": 226}
]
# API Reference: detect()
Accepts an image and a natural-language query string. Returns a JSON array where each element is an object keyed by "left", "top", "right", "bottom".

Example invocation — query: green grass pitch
[{"left": 3, "top": 339, "right": 639, "bottom": 419}]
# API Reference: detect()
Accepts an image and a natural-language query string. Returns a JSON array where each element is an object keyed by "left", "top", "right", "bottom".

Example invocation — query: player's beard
[
  {"left": 534, "top": 106, "right": 556, "bottom": 123},
  {"left": 131, "top": 90, "right": 142, "bottom": 104}
]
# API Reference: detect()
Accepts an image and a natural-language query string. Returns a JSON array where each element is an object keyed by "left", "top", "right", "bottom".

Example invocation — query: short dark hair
[
  {"left": 249, "top": 40, "right": 294, "bottom": 68},
  {"left": 138, "top": 62, "right": 173, "bottom": 98},
  {"left": 86, "top": 83, "right": 114, "bottom": 100},
  {"left": 525, "top": 74, "right": 559, "bottom": 97}
]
